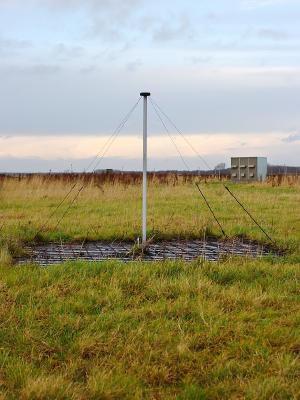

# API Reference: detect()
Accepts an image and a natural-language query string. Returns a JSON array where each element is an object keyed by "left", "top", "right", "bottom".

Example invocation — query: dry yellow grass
[{"left": 0, "top": 175, "right": 299, "bottom": 252}]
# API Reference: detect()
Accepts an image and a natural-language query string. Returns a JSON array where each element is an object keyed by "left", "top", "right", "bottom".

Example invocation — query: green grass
[
  {"left": 0, "top": 258, "right": 299, "bottom": 399},
  {"left": 0, "top": 177, "right": 299, "bottom": 398},
  {"left": 0, "top": 177, "right": 299, "bottom": 252}
]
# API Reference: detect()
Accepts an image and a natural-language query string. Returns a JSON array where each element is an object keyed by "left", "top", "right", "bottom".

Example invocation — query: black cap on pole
[{"left": 140, "top": 92, "right": 151, "bottom": 97}]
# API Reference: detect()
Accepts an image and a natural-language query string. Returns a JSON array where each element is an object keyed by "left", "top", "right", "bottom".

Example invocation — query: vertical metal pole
[{"left": 140, "top": 92, "right": 150, "bottom": 244}]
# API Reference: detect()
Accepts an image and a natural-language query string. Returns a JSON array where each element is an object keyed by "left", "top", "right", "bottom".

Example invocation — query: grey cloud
[
  {"left": 282, "top": 132, "right": 300, "bottom": 143},
  {"left": 0, "top": 0, "right": 144, "bottom": 45},
  {"left": 206, "top": 12, "right": 220, "bottom": 21},
  {"left": 126, "top": 59, "right": 142, "bottom": 71},
  {"left": 0, "top": 0, "right": 20, "bottom": 3},
  {"left": 86, "top": 6, "right": 142, "bottom": 44},
  {"left": 0, "top": 135, "right": 13, "bottom": 139},
  {"left": 68, "top": 0, "right": 140, "bottom": 14},
  {"left": 1, "top": 66, "right": 300, "bottom": 137},
  {"left": 241, "top": 0, "right": 290, "bottom": 9},
  {"left": 225, "top": 145, "right": 264, "bottom": 151},
  {"left": 26, "top": 0, "right": 141, "bottom": 14},
  {"left": 136, "top": 15, "right": 157, "bottom": 31},
  {"left": 0, "top": 36, "right": 32, "bottom": 57},
  {"left": 190, "top": 56, "right": 213, "bottom": 65},
  {"left": 2, "top": 64, "right": 62, "bottom": 76},
  {"left": 258, "top": 28, "right": 289, "bottom": 41},
  {"left": 88, "top": 19, "right": 122, "bottom": 42},
  {"left": 152, "top": 15, "right": 194, "bottom": 42},
  {"left": 0, "top": 37, "right": 31, "bottom": 50},
  {"left": 205, "top": 36, "right": 298, "bottom": 52},
  {"left": 79, "top": 65, "right": 98, "bottom": 74},
  {"left": 226, "top": 142, "right": 249, "bottom": 151},
  {"left": 0, "top": 0, "right": 142, "bottom": 15},
  {"left": 54, "top": 43, "right": 85, "bottom": 60},
  {"left": 93, "top": 43, "right": 131, "bottom": 63},
  {"left": 54, "top": 0, "right": 144, "bottom": 43},
  {"left": 209, "top": 39, "right": 239, "bottom": 51},
  {"left": 27, "top": 65, "right": 62, "bottom": 75}
]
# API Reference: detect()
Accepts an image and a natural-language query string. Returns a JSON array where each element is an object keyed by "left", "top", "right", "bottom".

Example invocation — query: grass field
[
  {"left": 0, "top": 174, "right": 299, "bottom": 251},
  {"left": 0, "top": 175, "right": 299, "bottom": 399}
]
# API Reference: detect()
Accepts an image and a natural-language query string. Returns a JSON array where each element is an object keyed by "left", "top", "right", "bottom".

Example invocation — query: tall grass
[{"left": 0, "top": 174, "right": 299, "bottom": 253}]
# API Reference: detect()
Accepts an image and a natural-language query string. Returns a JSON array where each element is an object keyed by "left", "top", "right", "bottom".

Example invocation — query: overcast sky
[{"left": 0, "top": 0, "right": 299, "bottom": 171}]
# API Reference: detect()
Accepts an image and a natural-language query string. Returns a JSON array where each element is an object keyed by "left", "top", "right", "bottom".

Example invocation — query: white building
[{"left": 231, "top": 157, "right": 267, "bottom": 182}]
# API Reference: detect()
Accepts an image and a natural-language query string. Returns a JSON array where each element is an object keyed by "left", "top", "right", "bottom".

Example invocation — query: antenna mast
[{"left": 140, "top": 92, "right": 151, "bottom": 244}]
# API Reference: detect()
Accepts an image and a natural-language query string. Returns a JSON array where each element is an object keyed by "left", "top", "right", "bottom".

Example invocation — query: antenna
[{"left": 140, "top": 92, "right": 151, "bottom": 244}]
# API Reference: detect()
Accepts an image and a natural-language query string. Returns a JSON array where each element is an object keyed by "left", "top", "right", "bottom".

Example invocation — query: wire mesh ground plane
[{"left": 16, "top": 239, "right": 276, "bottom": 266}]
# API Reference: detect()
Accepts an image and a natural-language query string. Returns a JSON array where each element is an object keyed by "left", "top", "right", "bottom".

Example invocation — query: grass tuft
[
  {"left": 0, "top": 258, "right": 299, "bottom": 398},
  {"left": 0, "top": 247, "right": 12, "bottom": 267}
]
